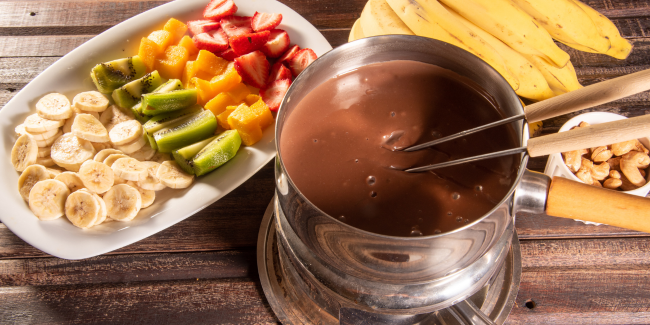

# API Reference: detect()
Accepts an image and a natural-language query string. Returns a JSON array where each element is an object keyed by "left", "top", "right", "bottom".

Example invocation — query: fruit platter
[{"left": 0, "top": 0, "right": 331, "bottom": 259}]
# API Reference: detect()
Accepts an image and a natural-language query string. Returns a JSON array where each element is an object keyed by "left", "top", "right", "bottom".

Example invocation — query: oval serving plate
[{"left": 0, "top": 0, "right": 332, "bottom": 259}]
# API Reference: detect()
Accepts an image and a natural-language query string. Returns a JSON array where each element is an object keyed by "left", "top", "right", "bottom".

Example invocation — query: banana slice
[
  {"left": 156, "top": 161, "right": 194, "bottom": 189},
  {"left": 104, "top": 184, "right": 142, "bottom": 222},
  {"left": 38, "top": 146, "right": 51, "bottom": 158},
  {"left": 36, "top": 156, "right": 55, "bottom": 167},
  {"left": 91, "top": 142, "right": 112, "bottom": 152},
  {"left": 45, "top": 167, "right": 63, "bottom": 178},
  {"left": 112, "top": 158, "right": 148, "bottom": 181},
  {"left": 103, "top": 153, "right": 130, "bottom": 167},
  {"left": 78, "top": 160, "right": 114, "bottom": 194},
  {"left": 35, "top": 130, "right": 62, "bottom": 148},
  {"left": 127, "top": 181, "right": 155, "bottom": 208},
  {"left": 64, "top": 111, "right": 99, "bottom": 133},
  {"left": 15, "top": 124, "right": 27, "bottom": 137},
  {"left": 51, "top": 133, "right": 96, "bottom": 168},
  {"left": 100, "top": 105, "right": 135, "bottom": 132},
  {"left": 137, "top": 161, "right": 166, "bottom": 191},
  {"left": 129, "top": 144, "right": 156, "bottom": 161},
  {"left": 23, "top": 127, "right": 59, "bottom": 141},
  {"left": 18, "top": 165, "right": 50, "bottom": 202},
  {"left": 54, "top": 172, "right": 86, "bottom": 192},
  {"left": 24, "top": 113, "right": 65, "bottom": 133},
  {"left": 114, "top": 136, "right": 146, "bottom": 155},
  {"left": 55, "top": 161, "right": 83, "bottom": 172},
  {"left": 109, "top": 120, "right": 143, "bottom": 145},
  {"left": 92, "top": 192, "right": 108, "bottom": 225},
  {"left": 150, "top": 151, "right": 172, "bottom": 163},
  {"left": 95, "top": 149, "right": 124, "bottom": 162},
  {"left": 65, "top": 190, "right": 100, "bottom": 228},
  {"left": 12, "top": 134, "right": 38, "bottom": 172},
  {"left": 72, "top": 114, "right": 110, "bottom": 143},
  {"left": 28, "top": 179, "right": 70, "bottom": 220},
  {"left": 36, "top": 93, "right": 72, "bottom": 120},
  {"left": 73, "top": 91, "right": 109, "bottom": 112}
]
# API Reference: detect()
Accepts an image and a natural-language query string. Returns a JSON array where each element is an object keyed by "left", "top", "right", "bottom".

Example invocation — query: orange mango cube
[
  {"left": 195, "top": 50, "right": 228, "bottom": 77},
  {"left": 244, "top": 94, "right": 260, "bottom": 106},
  {"left": 227, "top": 100, "right": 274, "bottom": 146},
  {"left": 178, "top": 35, "right": 199, "bottom": 57},
  {"left": 249, "top": 99, "right": 274, "bottom": 129},
  {"left": 210, "top": 66, "right": 242, "bottom": 94},
  {"left": 192, "top": 77, "right": 220, "bottom": 106},
  {"left": 147, "top": 30, "right": 174, "bottom": 52},
  {"left": 182, "top": 61, "right": 195, "bottom": 89},
  {"left": 226, "top": 83, "right": 251, "bottom": 103},
  {"left": 217, "top": 105, "right": 238, "bottom": 130},
  {"left": 205, "top": 92, "right": 237, "bottom": 116},
  {"left": 138, "top": 37, "right": 163, "bottom": 72},
  {"left": 246, "top": 85, "right": 260, "bottom": 95},
  {"left": 155, "top": 45, "right": 189, "bottom": 80},
  {"left": 163, "top": 18, "right": 188, "bottom": 43}
]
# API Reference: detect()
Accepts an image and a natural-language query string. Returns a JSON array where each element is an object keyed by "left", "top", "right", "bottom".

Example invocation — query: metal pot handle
[{"left": 512, "top": 170, "right": 551, "bottom": 215}]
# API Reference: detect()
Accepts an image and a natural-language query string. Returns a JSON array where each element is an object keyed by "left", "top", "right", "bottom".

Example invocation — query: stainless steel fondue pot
[{"left": 273, "top": 35, "right": 650, "bottom": 315}]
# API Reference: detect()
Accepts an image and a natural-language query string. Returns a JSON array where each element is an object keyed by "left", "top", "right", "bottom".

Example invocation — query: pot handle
[{"left": 546, "top": 177, "right": 650, "bottom": 233}]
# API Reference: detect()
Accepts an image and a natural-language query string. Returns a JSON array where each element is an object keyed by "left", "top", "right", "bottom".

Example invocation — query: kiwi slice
[
  {"left": 142, "top": 89, "right": 198, "bottom": 116},
  {"left": 91, "top": 56, "right": 147, "bottom": 93},
  {"left": 153, "top": 110, "right": 217, "bottom": 153},
  {"left": 191, "top": 130, "right": 242, "bottom": 176},
  {"left": 153, "top": 79, "right": 183, "bottom": 93},
  {"left": 146, "top": 133, "right": 158, "bottom": 151},
  {"left": 172, "top": 135, "right": 219, "bottom": 174},
  {"left": 112, "top": 71, "right": 165, "bottom": 110},
  {"left": 143, "top": 105, "right": 203, "bottom": 135}
]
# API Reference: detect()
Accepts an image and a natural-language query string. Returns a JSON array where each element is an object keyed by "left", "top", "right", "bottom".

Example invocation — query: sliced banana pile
[{"left": 11, "top": 92, "right": 195, "bottom": 230}]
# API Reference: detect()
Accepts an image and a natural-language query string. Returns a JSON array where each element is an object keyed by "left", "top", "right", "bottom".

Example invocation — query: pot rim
[{"left": 274, "top": 35, "right": 529, "bottom": 240}]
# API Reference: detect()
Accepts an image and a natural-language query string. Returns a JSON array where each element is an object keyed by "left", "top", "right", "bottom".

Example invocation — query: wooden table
[{"left": 1, "top": 0, "right": 649, "bottom": 323}]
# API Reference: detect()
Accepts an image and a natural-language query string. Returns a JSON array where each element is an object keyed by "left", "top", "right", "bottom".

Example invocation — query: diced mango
[
  {"left": 182, "top": 61, "right": 195, "bottom": 89},
  {"left": 246, "top": 85, "right": 260, "bottom": 95},
  {"left": 192, "top": 77, "right": 220, "bottom": 106},
  {"left": 244, "top": 94, "right": 260, "bottom": 106},
  {"left": 178, "top": 35, "right": 199, "bottom": 57},
  {"left": 227, "top": 83, "right": 251, "bottom": 103},
  {"left": 227, "top": 100, "right": 274, "bottom": 146},
  {"left": 205, "top": 92, "right": 237, "bottom": 116},
  {"left": 139, "top": 37, "right": 163, "bottom": 72},
  {"left": 210, "top": 66, "right": 242, "bottom": 94},
  {"left": 163, "top": 18, "right": 188, "bottom": 43},
  {"left": 217, "top": 105, "right": 238, "bottom": 130},
  {"left": 195, "top": 50, "right": 228, "bottom": 77},
  {"left": 155, "top": 45, "right": 189, "bottom": 80},
  {"left": 147, "top": 30, "right": 174, "bottom": 52}
]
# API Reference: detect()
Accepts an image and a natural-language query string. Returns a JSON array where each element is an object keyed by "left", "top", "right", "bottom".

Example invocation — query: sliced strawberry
[
  {"left": 261, "top": 29, "right": 290, "bottom": 58},
  {"left": 218, "top": 48, "right": 240, "bottom": 61},
  {"left": 251, "top": 12, "right": 283, "bottom": 32},
  {"left": 277, "top": 44, "right": 300, "bottom": 63},
  {"left": 230, "top": 31, "right": 270, "bottom": 56},
  {"left": 203, "top": 0, "right": 237, "bottom": 20},
  {"left": 261, "top": 79, "right": 292, "bottom": 112},
  {"left": 288, "top": 48, "right": 317, "bottom": 77},
  {"left": 234, "top": 51, "right": 270, "bottom": 89},
  {"left": 220, "top": 16, "right": 253, "bottom": 39},
  {"left": 267, "top": 62, "right": 292, "bottom": 84},
  {"left": 187, "top": 20, "right": 221, "bottom": 36},
  {"left": 193, "top": 28, "right": 229, "bottom": 53}
]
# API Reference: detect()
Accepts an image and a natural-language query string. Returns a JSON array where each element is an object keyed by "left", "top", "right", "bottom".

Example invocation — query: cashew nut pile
[{"left": 562, "top": 121, "right": 650, "bottom": 191}]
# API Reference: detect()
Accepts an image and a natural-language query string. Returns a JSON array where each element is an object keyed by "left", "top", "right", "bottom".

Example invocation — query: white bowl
[{"left": 544, "top": 112, "right": 650, "bottom": 198}]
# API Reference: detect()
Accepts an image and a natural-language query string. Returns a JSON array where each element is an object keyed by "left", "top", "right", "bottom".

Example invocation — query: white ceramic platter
[{"left": 0, "top": 0, "right": 332, "bottom": 259}]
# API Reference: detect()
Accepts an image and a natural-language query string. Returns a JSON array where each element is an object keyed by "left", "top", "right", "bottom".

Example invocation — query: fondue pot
[{"left": 272, "top": 35, "right": 650, "bottom": 318}]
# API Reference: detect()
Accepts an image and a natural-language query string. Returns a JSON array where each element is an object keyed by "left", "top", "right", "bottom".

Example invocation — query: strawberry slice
[
  {"left": 261, "top": 29, "right": 290, "bottom": 58},
  {"left": 193, "top": 28, "right": 229, "bottom": 53},
  {"left": 261, "top": 79, "right": 292, "bottom": 112},
  {"left": 203, "top": 0, "right": 237, "bottom": 20},
  {"left": 234, "top": 51, "right": 270, "bottom": 89},
  {"left": 187, "top": 20, "right": 221, "bottom": 36},
  {"left": 218, "top": 48, "right": 240, "bottom": 61},
  {"left": 220, "top": 16, "right": 253, "bottom": 39},
  {"left": 230, "top": 31, "right": 271, "bottom": 56},
  {"left": 277, "top": 45, "right": 300, "bottom": 63},
  {"left": 251, "top": 12, "right": 283, "bottom": 32},
  {"left": 288, "top": 48, "right": 317, "bottom": 77},
  {"left": 267, "top": 62, "right": 292, "bottom": 84}
]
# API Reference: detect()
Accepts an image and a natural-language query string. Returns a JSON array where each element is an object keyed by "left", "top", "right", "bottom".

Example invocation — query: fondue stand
[{"left": 258, "top": 197, "right": 522, "bottom": 325}]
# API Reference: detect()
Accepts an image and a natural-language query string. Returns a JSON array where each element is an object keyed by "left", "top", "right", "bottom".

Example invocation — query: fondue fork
[{"left": 405, "top": 68, "right": 650, "bottom": 153}]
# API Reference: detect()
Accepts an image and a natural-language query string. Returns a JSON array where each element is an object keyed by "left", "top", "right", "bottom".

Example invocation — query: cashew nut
[
  {"left": 635, "top": 140, "right": 650, "bottom": 154},
  {"left": 612, "top": 140, "right": 637, "bottom": 156},
  {"left": 575, "top": 169, "right": 593, "bottom": 185},
  {"left": 620, "top": 174, "right": 640, "bottom": 191},
  {"left": 603, "top": 178, "right": 622, "bottom": 189},
  {"left": 609, "top": 170, "right": 621, "bottom": 179},
  {"left": 591, "top": 146, "right": 613, "bottom": 162},
  {"left": 591, "top": 162, "right": 610, "bottom": 181},
  {"left": 641, "top": 169, "right": 647, "bottom": 178},
  {"left": 579, "top": 121, "right": 590, "bottom": 128},
  {"left": 608, "top": 157, "right": 621, "bottom": 171},
  {"left": 591, "top": 178, "right": 602, "bottom": 187},
  {"left": 563, "top": 149, "right": 588, "bottom": 173},
  {"left": 620, "top": 151, "right": 650, "bottom": 187}
]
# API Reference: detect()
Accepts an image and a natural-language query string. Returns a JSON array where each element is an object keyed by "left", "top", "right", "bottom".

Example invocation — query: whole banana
[
  {"left": 361, "top": 0, "right": 414, "bottom": 37},
  {"left": 522, "top": 54, "right": 582, "bottom": 95},
  {"left": 349, "top": 19, "right": 365, "bottom": 42},
  {"left": 571, "top": 0, "right": 633, "bottom": 59},
  {"left": 385, "top": 0, "right": 520, "bottom": 91}
]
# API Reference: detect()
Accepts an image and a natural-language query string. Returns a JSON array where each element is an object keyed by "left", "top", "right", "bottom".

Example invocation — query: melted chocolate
[{"left": 280, "top": 61, "right": 520, "bottom": 237}]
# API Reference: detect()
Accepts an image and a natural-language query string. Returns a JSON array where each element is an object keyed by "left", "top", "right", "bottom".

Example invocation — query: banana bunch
[{"left": 350, "top": 0, "right": 632, "bottom": 101}]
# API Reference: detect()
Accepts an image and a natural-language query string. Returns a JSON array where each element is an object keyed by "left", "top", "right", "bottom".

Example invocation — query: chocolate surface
[{"left": 280, "top": 60, "right": 520, "bottom": 237}]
